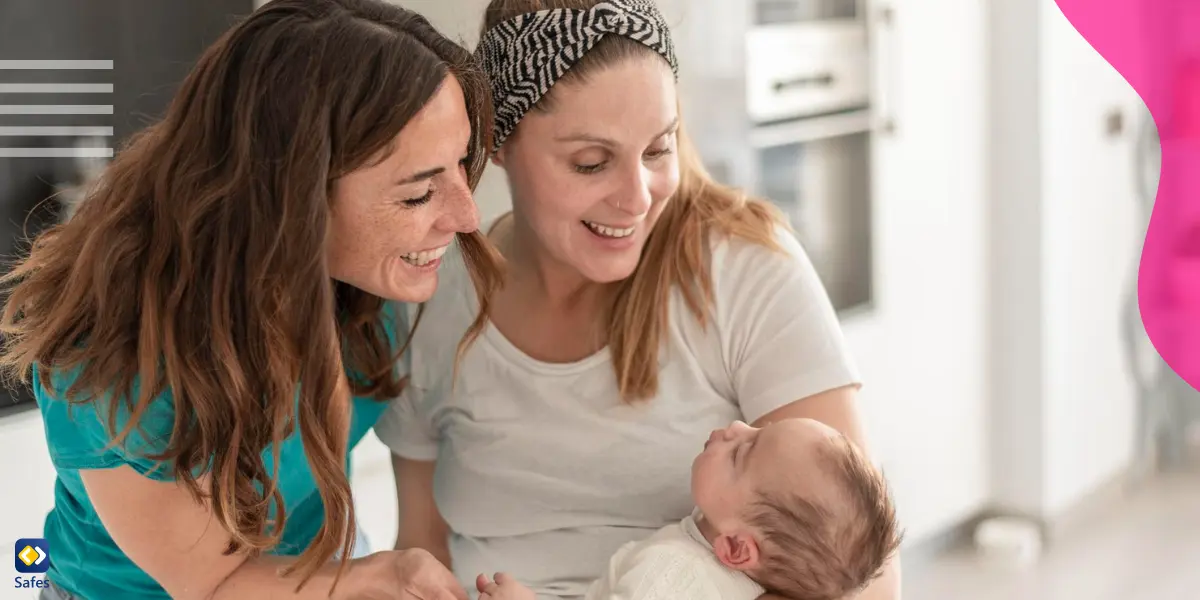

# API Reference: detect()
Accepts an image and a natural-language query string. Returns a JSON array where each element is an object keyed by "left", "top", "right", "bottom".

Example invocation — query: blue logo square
[{"left": 15, "top": 538, "right": 50, "bottom": 574}]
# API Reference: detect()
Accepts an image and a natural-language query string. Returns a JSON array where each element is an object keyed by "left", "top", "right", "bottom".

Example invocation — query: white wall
[{"left": 0, "top": 411, "right": 58, "bottom": 555}]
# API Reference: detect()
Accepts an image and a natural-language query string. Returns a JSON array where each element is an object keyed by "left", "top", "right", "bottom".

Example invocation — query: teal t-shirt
[{"left": 34, "top": 303, "right": 409, "bottom": 599}]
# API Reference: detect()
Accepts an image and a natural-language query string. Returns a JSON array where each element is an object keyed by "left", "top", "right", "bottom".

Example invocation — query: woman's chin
[
  {"left": 377, "top": 271, "right": 439, "bottom": 303},
  {"left": 575, "top": 257, "right": 641, "bottom": 285}
]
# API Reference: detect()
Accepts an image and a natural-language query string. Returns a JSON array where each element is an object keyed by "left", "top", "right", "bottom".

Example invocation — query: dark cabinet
[{"left": 0, "top": 0, "right": 253, "bottom": 409}]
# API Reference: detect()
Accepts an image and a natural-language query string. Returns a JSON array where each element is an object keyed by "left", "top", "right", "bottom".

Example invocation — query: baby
[{"left": 475, "top": 418, "right": 902, "bottom": 600}]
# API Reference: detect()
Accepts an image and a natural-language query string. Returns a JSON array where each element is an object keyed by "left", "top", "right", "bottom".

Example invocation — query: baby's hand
[{"left": 476, "top": 572, "right": 536, "bottom": 600}]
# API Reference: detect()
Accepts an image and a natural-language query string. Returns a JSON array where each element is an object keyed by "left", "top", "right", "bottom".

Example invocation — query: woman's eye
[
  {"left": 645, "top": 147, "right": 673, "bottom": 160},
  {"left": 401, "top": 189, "right": 434, "bottom": 207},
  {"left": 574, "top": 162, "right": 605, "bottom": 175}
]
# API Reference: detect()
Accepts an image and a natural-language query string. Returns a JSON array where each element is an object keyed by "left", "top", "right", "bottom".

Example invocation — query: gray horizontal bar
[
  {"left": 0, "top": 147, "right": 114, "bottom": 158},
  {"left": 0, "top": 105, "right": 113, "bottom": 114},
  {"left": 749, "top": 108, "right": 873, "bottom": 148},
  {"left": 0, "top": 83, "right": 113, "bottom": 93},
  {"left": 0, "top": 60, "right": 113, "bottom": 70},
  {"left": 0, "top": 126, "right": 113, "bottom": 136}
]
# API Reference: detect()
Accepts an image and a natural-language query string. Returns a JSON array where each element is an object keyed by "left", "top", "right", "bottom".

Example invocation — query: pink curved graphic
[{"left": 1055, "top": 0, "right": 1200, "bottom": 389}]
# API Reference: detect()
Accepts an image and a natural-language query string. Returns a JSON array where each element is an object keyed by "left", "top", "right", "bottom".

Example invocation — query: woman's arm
[
  {"left": 393, "top": 455, "right": 453, "bottom": 567},
  {"left": 82, "top": 465, "right": 465, "bottom": 600},
  {"left": 751, "top": 385, "right": 903, "bottom": 600}
]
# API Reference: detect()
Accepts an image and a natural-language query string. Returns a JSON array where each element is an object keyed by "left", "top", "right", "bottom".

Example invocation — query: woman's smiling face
[
  {"left": 493, "top": 55, "right": 681, "bottom": 283},
  {"left": 327, "top": 75, "right": 480, "bottom": 302}
]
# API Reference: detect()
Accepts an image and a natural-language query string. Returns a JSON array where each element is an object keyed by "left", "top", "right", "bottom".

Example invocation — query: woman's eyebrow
[
  {"left": 554, "top": 131, "right": 616, "bottom": 147},
  {"left": 395, "top": 146, "right": 471, "bottom": 184},
  {"left": 397, "top": 166, "right": 445, "bottom": 184},
  {"left": 554, "top": 117, "right": 681, "bottom": 147}
]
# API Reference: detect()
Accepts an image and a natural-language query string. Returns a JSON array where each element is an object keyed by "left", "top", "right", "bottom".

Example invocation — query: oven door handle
[
  {"left": 772, "top": 72, "right": 837, "bottom": 93},
  {"left": 748, "top": 109, "right": 872, "bottom": 148}
]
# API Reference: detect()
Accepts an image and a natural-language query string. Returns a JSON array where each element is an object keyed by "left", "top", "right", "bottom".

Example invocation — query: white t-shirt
[
  {"left": 583, "top": 509, "right": 765, "bottom": 600},
  {"left": 375, "top": 222, "right": 859, "bottom": 599}
]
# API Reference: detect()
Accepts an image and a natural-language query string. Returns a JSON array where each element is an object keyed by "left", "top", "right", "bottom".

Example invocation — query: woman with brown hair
[
  {"left": 379, "top": 1, "right": 901, "bottom": 599},
  {"left": 0, "top": 0, "right": 502, "bottom": 598}
]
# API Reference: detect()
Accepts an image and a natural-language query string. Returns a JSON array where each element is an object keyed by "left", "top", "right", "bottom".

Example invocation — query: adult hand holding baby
[{"left": 476, "top": 572, "right": 537, "bottom": 600}]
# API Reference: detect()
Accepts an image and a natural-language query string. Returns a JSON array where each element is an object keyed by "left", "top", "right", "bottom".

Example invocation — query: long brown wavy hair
[
  {"left": 0, "top": 0, "right": 502, "bottom": 591},
  {"left": 483, "top": 0, "right": 788, "bottom": 402}
]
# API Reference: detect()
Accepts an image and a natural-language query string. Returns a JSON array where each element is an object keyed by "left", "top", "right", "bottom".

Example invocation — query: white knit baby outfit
[{"left": 583, "top": 509, "right": 766, "bottom": 600}]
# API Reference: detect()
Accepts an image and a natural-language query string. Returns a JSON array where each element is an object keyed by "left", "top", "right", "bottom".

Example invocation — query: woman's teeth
[
  {"left": 583, "top": 221, "right": 635, "bottom": 239},
  {"left": 401, "top": 245, "right": 448, "bottom": 266}
]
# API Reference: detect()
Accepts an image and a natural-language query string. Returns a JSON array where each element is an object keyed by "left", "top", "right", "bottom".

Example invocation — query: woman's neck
[
  {"left": 499, "top": 211, "right": 611, "bottom": 313},
  {"left": 484, "top": 211, "right": 614, "bottom": 363}
]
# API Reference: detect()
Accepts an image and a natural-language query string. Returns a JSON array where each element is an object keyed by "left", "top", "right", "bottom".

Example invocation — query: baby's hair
[{"left": 746, "top": 434, "right": 903, "bottom": 600}]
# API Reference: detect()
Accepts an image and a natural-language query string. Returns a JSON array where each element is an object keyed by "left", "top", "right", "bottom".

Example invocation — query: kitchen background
[{"left": 1, "top": 0, "right": 1197, "bottom": 598}]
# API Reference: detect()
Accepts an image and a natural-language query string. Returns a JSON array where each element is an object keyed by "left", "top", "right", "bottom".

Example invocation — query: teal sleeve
[{"left": 35, "top": 365, "right": 182, "bottom": 481}]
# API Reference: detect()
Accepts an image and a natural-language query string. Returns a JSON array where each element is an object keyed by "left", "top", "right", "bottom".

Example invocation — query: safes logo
[{"left": 14, "top": 539, "right": 49, "bottom": 574}]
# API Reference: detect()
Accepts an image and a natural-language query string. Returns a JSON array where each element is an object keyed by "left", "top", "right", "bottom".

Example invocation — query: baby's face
[{"left": 691, "top": 418, "right": 840, "bottom": 530}]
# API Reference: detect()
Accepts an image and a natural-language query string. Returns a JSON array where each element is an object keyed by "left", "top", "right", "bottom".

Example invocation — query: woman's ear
[{"left": 712, "top": 530, "right": 762, "bottom": 573}]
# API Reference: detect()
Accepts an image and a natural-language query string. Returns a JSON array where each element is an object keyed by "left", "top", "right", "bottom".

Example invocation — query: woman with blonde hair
[
  {"left": 0, "top": 0, "right": 502, "bottom": 598},
  {"left": 380, "top": 0, "right": 901, "bottom": 598}
]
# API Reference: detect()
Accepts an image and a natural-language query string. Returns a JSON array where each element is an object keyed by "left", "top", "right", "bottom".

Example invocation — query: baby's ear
[{"left": 712, "top": 530, "right": 761, "bottom": 573}]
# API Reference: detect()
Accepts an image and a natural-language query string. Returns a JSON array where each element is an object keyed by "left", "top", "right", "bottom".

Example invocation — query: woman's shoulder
[
  {"left": 705, "top": 220, "right": 817, "bottom": 292},
  {"left": 34, "top": 362, "right": 179, "bottom": 477}
]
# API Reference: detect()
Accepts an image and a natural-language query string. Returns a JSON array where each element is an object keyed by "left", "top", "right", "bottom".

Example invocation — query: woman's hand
[
  {"left": 476, "top": 572, "right": 537, "bottom": 600},
  {"left": 342, "top": 548, "right": 468, "bottom": 600}
]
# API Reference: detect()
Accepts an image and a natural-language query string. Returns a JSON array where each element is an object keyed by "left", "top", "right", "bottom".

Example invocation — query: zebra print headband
[{"left": 476, "top": 0, "right": 679, "bottom": 151}]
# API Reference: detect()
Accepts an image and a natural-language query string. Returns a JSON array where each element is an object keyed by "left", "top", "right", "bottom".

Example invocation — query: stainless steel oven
[{"left": 743, "top": 0, "right": 874, "bottom": 314}]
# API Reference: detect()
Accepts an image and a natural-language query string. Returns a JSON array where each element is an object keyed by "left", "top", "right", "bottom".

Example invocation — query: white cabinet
[
  {"left": 1039, "top": 2, "right": 1143, "bottom": 516},
  {"left": 989, "top": 0, "right": 1144, "bottom": 518},
  {"left": 848, "top": 0, "right": 992, "bottom": 542}
]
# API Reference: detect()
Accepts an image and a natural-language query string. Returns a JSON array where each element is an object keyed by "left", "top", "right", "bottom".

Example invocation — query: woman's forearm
[
  {"left": 392, "top": 455, "right": 453, "bottom": 568},
  {"left": 210, "top": 555, "right": 360, "bottom": 600}
]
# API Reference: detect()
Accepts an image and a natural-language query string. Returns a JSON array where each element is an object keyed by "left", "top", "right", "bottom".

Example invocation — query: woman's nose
[
  {"left": 439, "top": 177, "right": 481, "bottom": 234},
  {"left": 615, "top": 166, "right": 653, "bottom": 216}
]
